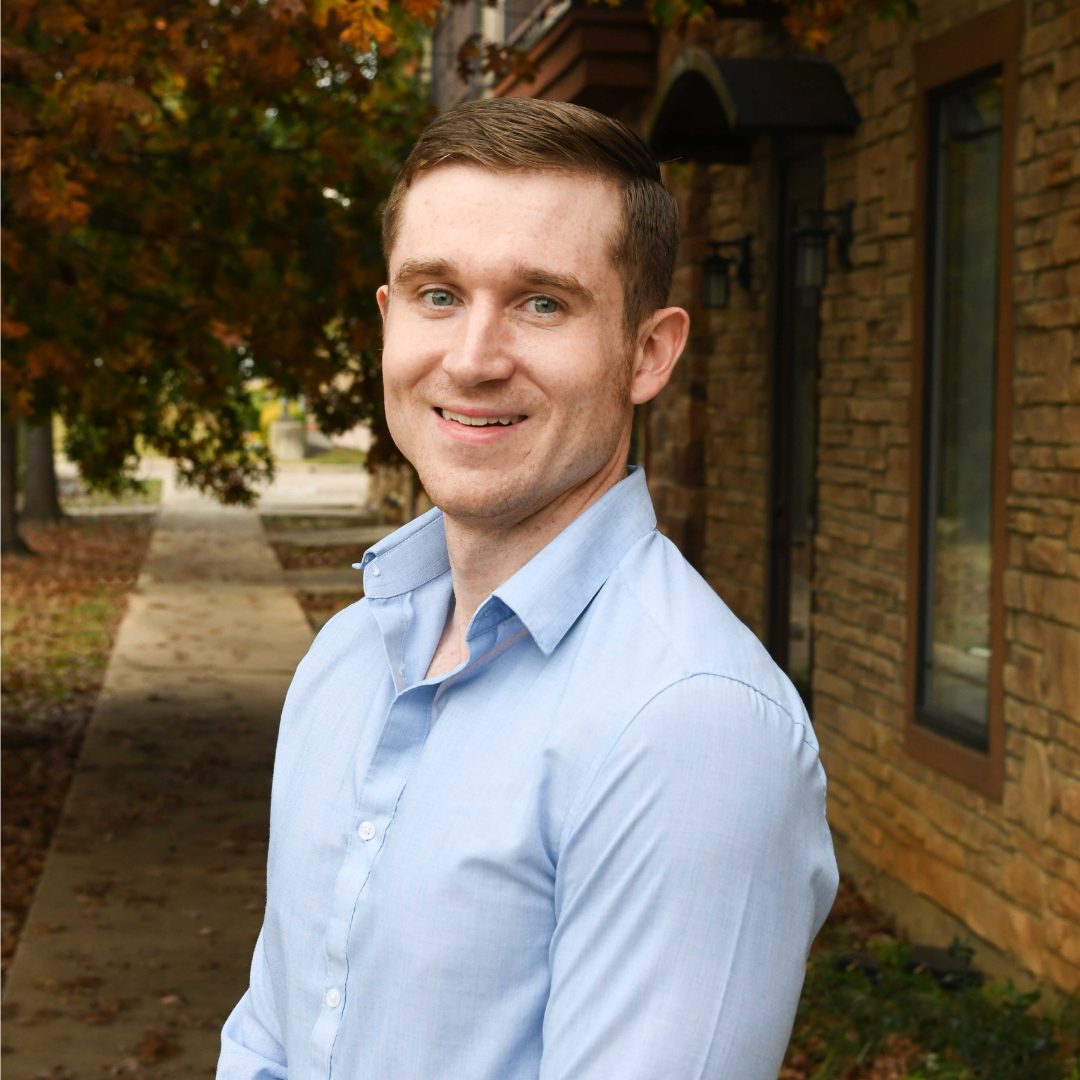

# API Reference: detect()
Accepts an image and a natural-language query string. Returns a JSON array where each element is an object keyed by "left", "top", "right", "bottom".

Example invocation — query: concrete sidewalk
[{"left": 2, "top": 481, "right": 314, "bottom": 1076}]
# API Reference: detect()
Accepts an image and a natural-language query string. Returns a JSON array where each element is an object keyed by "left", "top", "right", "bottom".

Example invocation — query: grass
[
  {"left": 1, "top": 516, "right": 153, "bottom": 982},
  {"left": 59, "top": 477, "right": 162, "bottom": 510},
  {"left": 302, "top": 447, "right": 367, "bottom": 466},
  {"left": 783, "top": 879, "right": 1080, "bottom": 1080},
  {"left": 262, "top": 513, "right": 378, "bottom": 532}
]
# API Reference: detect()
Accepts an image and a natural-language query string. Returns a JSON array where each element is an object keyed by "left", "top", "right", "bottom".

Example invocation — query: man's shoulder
[{"left": 591, "top": 529, "right": 807, "bottom": 733}]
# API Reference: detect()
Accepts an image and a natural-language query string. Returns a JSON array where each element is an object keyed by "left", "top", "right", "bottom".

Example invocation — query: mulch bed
[
  {"left": 268, "top": 541, "right": 365, "bottom": 631},
  {"left": 1, "top": 516, "right": 153, "bottom": 984},
  {"left": 267, "top": 541, "right": 368, "bottom": 570}
]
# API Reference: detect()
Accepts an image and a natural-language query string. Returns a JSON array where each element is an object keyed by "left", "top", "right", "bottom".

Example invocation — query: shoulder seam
[
  {"left": 611, "top": 561, "right": 802, "bottom": 729},
  {"left": 555, "top": 669, "right": 816, "bottom": 861}
]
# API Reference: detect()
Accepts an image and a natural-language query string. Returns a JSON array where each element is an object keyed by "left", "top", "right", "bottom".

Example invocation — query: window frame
[{"left": 905, "top": 2, "right": 1021, "bottom": 800}]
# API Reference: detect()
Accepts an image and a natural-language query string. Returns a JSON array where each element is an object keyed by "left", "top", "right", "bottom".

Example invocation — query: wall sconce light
[
  {"left": 795, "top": 201, "right": 854, "bottom": 291},
  {"left": 700, "top": 234, "right": 752, "bottom": 310}
]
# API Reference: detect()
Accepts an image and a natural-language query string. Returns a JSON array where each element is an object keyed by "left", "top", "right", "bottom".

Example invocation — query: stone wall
[
  {"left": 814, "top": 0, "right": 1080, "bottom": 994},
  {"left": 646, "top": 0, "right": 1080, "bottom": 990},
  {"left": 649, "top": 20, "right": 789, "bottom": 638}
]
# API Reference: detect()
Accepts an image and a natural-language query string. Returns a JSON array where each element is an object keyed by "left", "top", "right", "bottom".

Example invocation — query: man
[{"left": 220, "top": 98, "right": 838, "bottom": 1080}]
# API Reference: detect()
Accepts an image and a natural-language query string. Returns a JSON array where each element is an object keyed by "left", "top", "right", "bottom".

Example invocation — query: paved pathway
[{"left": 2, "top": 478, "right": 314, "bottom": 1077}]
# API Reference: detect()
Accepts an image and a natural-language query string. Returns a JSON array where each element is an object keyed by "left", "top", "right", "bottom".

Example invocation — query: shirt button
[
  {"left": 326, "top": 988, "right": 341, "bottom": 1008},
  {"left": 398, "top": 664, "right": 406, "bottom": 677},
  {"left": 358, "top": 821, "right": 376, "bottom": 841},
  {"left": 371, "top": 565, "right": 381, "bottom": 577}
]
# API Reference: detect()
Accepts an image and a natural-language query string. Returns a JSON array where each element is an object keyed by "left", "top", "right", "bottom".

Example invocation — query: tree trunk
[
  {"left": 22, "top": 417, "right": 64, "bottom": 523},
  {"left": 1, "top": 412, "right": 33, "bottom": 555}
]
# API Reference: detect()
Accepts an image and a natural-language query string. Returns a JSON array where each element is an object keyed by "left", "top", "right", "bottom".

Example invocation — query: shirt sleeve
[
  {"left": 217, "top": 928, "right": 289, "bottom": 1080},
  {"left": 540, "top": 673, "right": 838, "bottom": 1080}
]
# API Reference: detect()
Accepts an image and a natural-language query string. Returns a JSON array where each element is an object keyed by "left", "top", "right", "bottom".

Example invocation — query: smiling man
[{"left": 219, "top": 99, "right": 838, "bottom": 1080}]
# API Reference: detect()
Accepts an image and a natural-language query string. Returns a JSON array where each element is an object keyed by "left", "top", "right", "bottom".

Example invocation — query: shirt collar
[
  {"left": 492, "top": 468, "right": 655, "bottom": 654},
  {"left": 360, "top": 467, "right": 656, "bottom": 655},
  {"left": 360, "top": 509, "right": 450, "bottom": 597}
]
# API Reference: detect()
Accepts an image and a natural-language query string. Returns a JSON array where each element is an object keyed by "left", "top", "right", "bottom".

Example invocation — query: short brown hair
[{"left": 382, "top": 98, "right": 680, "bottom": 337}]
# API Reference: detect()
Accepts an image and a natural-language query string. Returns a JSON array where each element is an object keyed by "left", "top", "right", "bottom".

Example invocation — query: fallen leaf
[{"left": 136, "top": 1029, "right": 182, "bottom": 1064}]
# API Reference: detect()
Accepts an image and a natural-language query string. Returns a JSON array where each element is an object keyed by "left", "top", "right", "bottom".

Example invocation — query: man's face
[{"left": 378, "top": 166, "right": 639, "bottom": 524}]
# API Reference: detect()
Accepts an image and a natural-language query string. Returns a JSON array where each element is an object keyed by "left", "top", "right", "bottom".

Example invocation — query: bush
[{"left": 784, "top": 939, "right": 1080, "bottom": 1080}]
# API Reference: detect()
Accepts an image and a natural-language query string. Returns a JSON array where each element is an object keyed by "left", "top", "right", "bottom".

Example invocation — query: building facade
[{"left": 431, "top": 0, "right": 1080, "bottom": 993}]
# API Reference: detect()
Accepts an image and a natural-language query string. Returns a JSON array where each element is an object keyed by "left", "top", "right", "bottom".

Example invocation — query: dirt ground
[{"left": 1, "top": 516, "right": 154, "bottom": 983}]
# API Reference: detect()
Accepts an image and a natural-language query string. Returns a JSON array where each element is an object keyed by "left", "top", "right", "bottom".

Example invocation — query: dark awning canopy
[{"left": 647, "top": 48, "right": 860, "bottom": 164}]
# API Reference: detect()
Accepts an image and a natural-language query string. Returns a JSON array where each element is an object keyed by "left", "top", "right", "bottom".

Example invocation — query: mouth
[{"left": 437, "top": 408, "right": 525, "bottom": 427}]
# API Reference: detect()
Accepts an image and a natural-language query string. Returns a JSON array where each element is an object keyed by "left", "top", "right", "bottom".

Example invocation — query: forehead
[{"left": 390, "top": 165, "right": 623, "bottom": 278}]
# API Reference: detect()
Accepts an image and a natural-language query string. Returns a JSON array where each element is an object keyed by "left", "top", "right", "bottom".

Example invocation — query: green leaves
[{"left": 787, "top": 940, "right": 1080, "bottom": 1080}]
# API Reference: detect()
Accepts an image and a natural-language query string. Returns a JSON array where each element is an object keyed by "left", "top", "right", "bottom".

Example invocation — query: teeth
[{"left": 440, "top": 409, "right": 523, "bottom": 427}]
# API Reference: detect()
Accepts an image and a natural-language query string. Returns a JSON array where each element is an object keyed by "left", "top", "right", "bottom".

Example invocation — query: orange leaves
[
  {"left": 640, "top": 0, "right": 914, "bottom": 51},
  {"left": 1, "top": 41, "right": 51, "bottom": 80},
  {"left": 394, "top": 0, "right": 444, "bottom": 27},
  {"left": 4, "top": 151, "right": 90, "bottom": 233},
  {"left": 209, "top": 321, "right": 248, "bottom": 351},
  {"left": 780, "top": 0, "right": 862, "bottom": 50},
  {"left": 269, "top": 0, "right": 308, "bottom": 17},
  {"left": 3, "top": 0, "right": 429, "bottom": 500},
  {"left": 2, "top": 317, "right": 31, "bottom": 341},
  {"left": 88, "top": 82, "right": 156, "bottom": 120},
  {"left": 333, "top": 0, "right": 396, "bottom": 51}
]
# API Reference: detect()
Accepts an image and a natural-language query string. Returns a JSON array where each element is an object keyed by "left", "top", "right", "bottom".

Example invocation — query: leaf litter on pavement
[{"left": 1, "top": 516, "right": 153, "bottom": 984}]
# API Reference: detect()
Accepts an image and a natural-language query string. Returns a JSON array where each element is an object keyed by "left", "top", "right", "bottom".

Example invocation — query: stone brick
[
  {"left": 1042, "top": 624, "right": 1080, "bottom": 718},
  {"left": 1052, "top": 879, "right": 1080, "bottom": 922},
  {"left": 1050, "top": 208, "right": 1080, "bottom": 265},
  {"left": 1025, "top": 536, "right": 1068, "bottom": 574},
  {"left": 647, "top": 0, "right": 1080, "bottom": 996},
  {"left": 1019, "top": 297, "right": 1080, "bottom": 328}
]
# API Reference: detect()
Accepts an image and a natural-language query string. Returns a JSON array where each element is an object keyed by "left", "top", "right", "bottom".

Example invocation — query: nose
[{"left": 441, "top": 296, "right": 514, "bottom": 387}]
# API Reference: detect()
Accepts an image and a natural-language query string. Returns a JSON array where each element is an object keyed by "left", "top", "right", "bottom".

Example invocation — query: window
[
  {"left": 919, "top": 71, "right": 1002, "bottom": 751},
  {"left": 906, "top": 4, "right": 1020, "bottom": 798}
]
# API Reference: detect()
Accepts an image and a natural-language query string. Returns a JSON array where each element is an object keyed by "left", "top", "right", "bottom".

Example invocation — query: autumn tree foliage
[
  {"left": 644, "top": 0, "right": 918, "bottom": 52},
  {"left": 2, "top": 0, "right": 438, "bottom": 509}
]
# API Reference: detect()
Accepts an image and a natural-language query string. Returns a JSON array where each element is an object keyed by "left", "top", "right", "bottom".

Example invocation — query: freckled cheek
[
  {"left": 382, "top": 326, "right": 447, "bottom": 400},
  {"left": 523, "top": 339, "right": 619, "bottom": 415}
]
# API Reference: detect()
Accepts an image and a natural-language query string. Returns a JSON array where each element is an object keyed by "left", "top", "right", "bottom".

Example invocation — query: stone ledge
[{"left": 832, "top": 829, "right": 1073, "bottom": 1010}]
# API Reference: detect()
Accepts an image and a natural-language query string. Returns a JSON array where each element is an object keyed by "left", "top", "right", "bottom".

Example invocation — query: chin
[{"left": 421, "top": 469, "right": 541, "bottom": 521}]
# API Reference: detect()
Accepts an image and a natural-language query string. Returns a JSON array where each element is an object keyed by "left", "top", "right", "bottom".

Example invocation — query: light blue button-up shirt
[{"left": 219, "top": 468, "right": 838, "bottom": 1080}]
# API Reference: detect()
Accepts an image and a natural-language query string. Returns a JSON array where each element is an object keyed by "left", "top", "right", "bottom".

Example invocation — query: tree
[
  {"left": 455, "top": 0, "right": 918, "bottom": 83},
  {"left": 2, "top": 0, "right": 438, "bottom": 545},
  {"left": 22, "top": 416, "right": 64, "bottom": 523},
  {"left": 1, "top": 415, "right": 33, "bottom": 554}
]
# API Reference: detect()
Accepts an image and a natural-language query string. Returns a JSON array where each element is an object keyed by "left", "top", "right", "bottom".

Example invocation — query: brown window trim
[{"left": 905, "top": 2, "right": 1021, "bottom": 801}]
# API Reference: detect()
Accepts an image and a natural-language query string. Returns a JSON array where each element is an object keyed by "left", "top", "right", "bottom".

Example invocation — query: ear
[
  {"left": 630, "top": 306, "right": 690, "bottom": 405},
  {"left": 376, "top": 284, "right": 389, "bottom": 322}
]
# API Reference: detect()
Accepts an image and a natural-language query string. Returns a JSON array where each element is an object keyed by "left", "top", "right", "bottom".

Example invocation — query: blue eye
[
  {"left": 528, "top": 297, "right": 558, "bottom": 315},
  {"left": 427, "top": 290, "right": 454, "bottom": 307}
]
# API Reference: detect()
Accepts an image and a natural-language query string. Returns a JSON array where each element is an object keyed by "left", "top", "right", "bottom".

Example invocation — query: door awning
[{"left": 647, "top": 48, "right": 860, "bottom": 163}]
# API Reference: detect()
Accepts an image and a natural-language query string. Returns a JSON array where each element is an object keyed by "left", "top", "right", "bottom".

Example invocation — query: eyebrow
[
  {"left": 392, "top": 258, "right": 455, "bottom": 288},
  {"left": 391, "top": 258, "right": 596, "bottom": 307},
  {"left": 515, "top": 265, "right": 596, "bottom": 306}
]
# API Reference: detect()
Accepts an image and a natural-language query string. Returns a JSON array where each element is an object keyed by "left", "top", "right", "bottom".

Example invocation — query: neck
[{"left": 424, "top": 440, "right": 630, "bottom": 679}]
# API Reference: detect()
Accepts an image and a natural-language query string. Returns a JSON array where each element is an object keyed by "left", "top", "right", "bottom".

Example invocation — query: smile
[{"left": 438, "top": 409, "right": 525, "bottom": 427}]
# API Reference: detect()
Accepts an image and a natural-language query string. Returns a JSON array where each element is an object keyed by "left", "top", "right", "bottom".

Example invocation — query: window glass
[{"left": 918, "top": 70, "right": 1002, "bottom": 751}]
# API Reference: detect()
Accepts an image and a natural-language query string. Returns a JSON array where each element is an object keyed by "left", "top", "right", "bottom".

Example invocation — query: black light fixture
[
  {"left": 700, "top": 234, "right": 753, "bottom": 309},
  {"left": 795, "top": 201, "right": 854, "bottom": 291}
]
